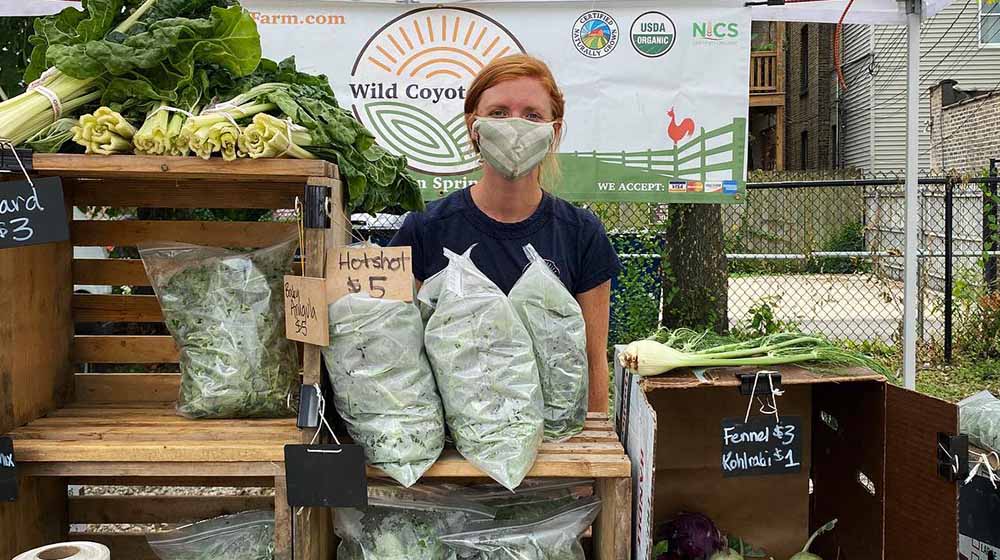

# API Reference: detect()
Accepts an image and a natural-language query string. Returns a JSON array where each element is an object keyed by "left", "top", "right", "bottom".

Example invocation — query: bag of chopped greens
[
  {"left": 147, "top": 510, "right": 274, "bottom": 560},
  {"left": 140, "top": 237, "right": 300, "bottom": 419},
  {"left": 441, "top": 496, "right": 601, "bottom": 560},
  {"left": 960, "top": 390, "right": 1000, "bottom": 453},
  {"left": 335, "top": 484, "right": 495, "bottom": 560},
  {"left": 419, "top": 246, "right": 544, "bottom": 490},
  {"left": 509, "top": 244, "right": 589, "bottom": 442},
  {"left": 321, "top": 293, "right": 445, "bottom": 487},
  {"left": 465, "top": 479, "right": 593, "bottom": 522}
]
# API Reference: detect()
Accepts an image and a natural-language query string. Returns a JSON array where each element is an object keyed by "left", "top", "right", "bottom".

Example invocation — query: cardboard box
[{"left": 613, "top": 349, "right": 964, "bottom": 560}]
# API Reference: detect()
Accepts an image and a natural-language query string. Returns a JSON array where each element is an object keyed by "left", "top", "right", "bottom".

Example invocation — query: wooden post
[
  {"left": 0, "top": 177, "right": 74, "bottom": 559},
  {"left": 294, "top": 175, "right": 346, "bottom": 560},
  {"left": 274, "top": 476, "right": 293, "bottom": 560},
  {"left": 775, "top": 105, "right": 786, "bottom": 171},
  {"left": 594, "top": 478, "right": 631, "bottom": 560}
]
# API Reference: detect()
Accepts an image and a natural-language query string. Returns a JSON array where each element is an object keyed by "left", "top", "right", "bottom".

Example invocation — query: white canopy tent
[{"left": 2, "top": 0, "right": 953, "bottom": 389}]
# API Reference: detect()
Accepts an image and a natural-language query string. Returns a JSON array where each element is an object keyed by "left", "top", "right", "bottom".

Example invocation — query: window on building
[
  {"left": 800, "top": 26, "right": 810, "bottom": 95},
  {"left": 983, "top": 0, "right": 1000, "bottom": 47},
  {"left": 801, "top": 130, "right": 809, "bottom": 169}
]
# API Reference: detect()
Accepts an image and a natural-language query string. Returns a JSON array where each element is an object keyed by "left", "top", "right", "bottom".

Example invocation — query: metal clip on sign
[
  {"left": 304, "top": 184, "right": 331, "bottom": 229},
  {"left": 937, "top": 433, "right": 969, "bottom": 482},
  {"left": 741, "top": 370, "right": 784, "bottom": 424}
]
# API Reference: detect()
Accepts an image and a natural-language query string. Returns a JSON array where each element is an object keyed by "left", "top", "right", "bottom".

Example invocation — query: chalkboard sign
[
  {"left": 0, "top": 177, "right": 69, "bottom": 250},
  {"left": 0, "top": 436, "right": 16, "bottom": 502},
  {"left": 721, "top": 416, "right": 802, "bottom": 477},
  {"left": 961, "top": 472, "right": 1000, "bottom": 547},
  {"left": 284, "top": 444, "right": 367, "bottom": 508}
]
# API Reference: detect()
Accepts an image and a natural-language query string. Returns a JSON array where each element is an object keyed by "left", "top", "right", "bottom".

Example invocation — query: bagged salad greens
[
  {"left": 419, "top": 247, "right": 544, "bottom": 490},
  {"left": 465, "top": 479, "right": 593, "bottom": 522},
  {"left": 140, "top": 237, "right": 300, "bottom": 419},
  {"left": 335, "top": 483, "right": 495, "bottom": 560},
  {"left": 509, "top": 244, "right": 589, "bottom": 442},
  {"left": 440, "top": 496, "right": 602, "bottom": 560},
  {"left": 960, "top": 390, "right": 1000, "bottom": 453},
  {"left": 321, "top": 293, "right": 445, "bottom": 487},
  {"left": 146, "top": 510, "right": 274, "bottom": 560}
]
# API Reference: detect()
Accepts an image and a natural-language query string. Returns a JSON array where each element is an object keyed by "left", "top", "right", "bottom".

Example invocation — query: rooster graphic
[{"left": 667, "top": 107, "right": 695, "bottom": 145}]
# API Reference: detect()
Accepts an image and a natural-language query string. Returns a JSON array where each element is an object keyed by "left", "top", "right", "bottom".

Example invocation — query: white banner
[{"left": 246, "top": 0, "right": 751, "bottom": 203}]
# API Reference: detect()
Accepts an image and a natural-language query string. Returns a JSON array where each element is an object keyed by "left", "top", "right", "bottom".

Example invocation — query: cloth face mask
[{"left": 473, "top": 117, "right": 556, "bottom": 180}]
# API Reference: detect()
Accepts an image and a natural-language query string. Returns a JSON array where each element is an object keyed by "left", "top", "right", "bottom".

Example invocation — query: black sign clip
[
  {"left": 938, "top": 432, "right": 970, "bottom": 482},
  {"left": 0, "top": 436, "right": 17, "bottom": 502},
  {"left": 738, "top": 371, "right": 782, "bottom": 397},
  {"left": 0, "top": 144, "right": 33, "bottom": 174}
]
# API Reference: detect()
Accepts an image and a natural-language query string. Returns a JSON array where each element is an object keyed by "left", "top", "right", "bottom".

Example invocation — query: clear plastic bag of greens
[
  {"left": 464, "top": 479, "right": 593, "bottom": 522},
  {"left": 140, "top": 237, "right": 300, "bottom": 419},
  {"left": 418, "top": 246, "right": 544, "bottom": 490},
  {"left": 146, "top": 510, "right": 274, "bottom": 560},
  {"left": 321, "top": 292, "right": 445, "bottom": 487},
  {"left": 440, "top": 496, "right": 601, "bottom": 560},
  {"left": 335, "top": 483, "right": 495, "bottom": 560},
  {"left": 509, "top": 244, "right": 589, "bottom": 442},
  {"left": 960, "top": 390, "right": 1000, "bottom": 453}
]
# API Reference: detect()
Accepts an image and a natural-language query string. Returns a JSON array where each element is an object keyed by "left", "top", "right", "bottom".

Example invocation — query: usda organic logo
[{"left": 630, "top": 12, "right": 676, "bottom": 58}]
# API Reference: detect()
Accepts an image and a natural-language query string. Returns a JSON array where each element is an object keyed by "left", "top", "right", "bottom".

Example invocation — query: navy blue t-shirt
[{"left": 389, "top": 187, "right": 621, "bottom": 295}]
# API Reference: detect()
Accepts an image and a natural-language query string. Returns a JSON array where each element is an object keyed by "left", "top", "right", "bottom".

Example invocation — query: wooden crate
[
  {"left": 1, "top": 154, "right": 342, "bottom": 560},
  {"left": 0, "top": 154, "right": 631, "bottom": 560}
]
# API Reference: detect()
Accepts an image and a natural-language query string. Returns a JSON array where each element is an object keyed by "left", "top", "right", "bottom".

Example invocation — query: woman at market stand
[{"left": 390, "top": 54, "right": 621, "bottom": 412}]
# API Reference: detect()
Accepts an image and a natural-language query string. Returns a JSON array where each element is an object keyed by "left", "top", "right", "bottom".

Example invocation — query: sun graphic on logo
[{"left": 351, "top": 8, "right": 525, "bottom": 175}]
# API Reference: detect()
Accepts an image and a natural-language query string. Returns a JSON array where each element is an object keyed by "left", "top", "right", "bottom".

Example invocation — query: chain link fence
[{"left": 351, "top": 167, "right": 999, "bottom": 353}]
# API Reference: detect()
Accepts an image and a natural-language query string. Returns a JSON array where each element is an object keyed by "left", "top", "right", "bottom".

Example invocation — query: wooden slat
[
  {"left": 73, "top": 335, "right": 179, "bottom": 363},
  {"left": 68, "top": 178, "right": 302, "bottom": 209},
  {"left": 72, "top": 220, "right": 296, "bottom": 248},
  {"left": 24, "top": 462, "right": 285, "bottom": 477},
  {"left": 75, "top": 373, "right": 179, "bottom": 403},
  {"left": 13, "top": 425, "right": 299, "bottom": 442},
  {"left": 35, "top": 154, "right": 336, "bottom": 182},
  {"left": 74, "top": 258, "right": 303, "bottom": 286},
  {"left": 12, "top": 440, "right": 629, "bottom": 475},
  {"left": 73, "top": 294, "right": 163, "bottom": 322},
  {"left": 67, "top": 476, "right": 275, "bottom": 487},
  {"left": 594, "top": 478, "right": 631, "bottom": 560},
  {"left": 74, "top": 259, "right": 152, "bottom": 286},
  {"left": 69, "top": 495, "right": 273, "bottom": 524},
  {"left": 69, "top": 532, "right": 156, "bottom": 560}
]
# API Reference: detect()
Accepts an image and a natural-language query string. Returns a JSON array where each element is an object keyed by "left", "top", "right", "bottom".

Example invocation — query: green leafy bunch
[{"left": 23, "top": 0, "right": 260, "bottom": 119}]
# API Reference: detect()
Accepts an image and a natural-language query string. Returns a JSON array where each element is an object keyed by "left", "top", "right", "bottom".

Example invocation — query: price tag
[
  {"left": 284, "top": 444, "right": 368, "bottom": 508},
  {"left": 326, "top": 246, "right": 413, "bottom": 303},
  {"left": 720, "top": 416, "right": 802, "bottom": 477},
  {"left": 0, "top": 436, "right": 16, "bottom": 502},
  {"left": 283, "top": 275, "right": 329, "bottom": 346},
  {"left": 0, "top": 177, "right": 69, "bottom": 250}
]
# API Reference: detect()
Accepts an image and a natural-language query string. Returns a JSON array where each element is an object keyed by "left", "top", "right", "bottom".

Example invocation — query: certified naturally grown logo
[
  {"left": 630, "top": 12, "right": 676, "bottom": 58},
  {"left": 350, "top": 8, "right": 524, "bottom": 175},
  {"left": 572, "top": 11, "right": 619, "bottom": 58}
]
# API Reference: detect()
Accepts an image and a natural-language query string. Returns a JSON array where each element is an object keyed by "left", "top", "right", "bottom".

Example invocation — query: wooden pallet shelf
[{"left": 2, "top": 154, "right": 632, "bottom": 560}]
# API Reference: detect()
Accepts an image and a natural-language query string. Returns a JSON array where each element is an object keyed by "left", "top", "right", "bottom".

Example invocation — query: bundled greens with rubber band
[
  {"left": 7, "top": 0, "right": 424, "bottom": 215},
  {"left": 620, "top": 328, "right": 890, "bottom": 377}
]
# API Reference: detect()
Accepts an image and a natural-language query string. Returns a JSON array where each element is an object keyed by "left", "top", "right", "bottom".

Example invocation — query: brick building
[
  {"left": 929, "top": 80, "right": 1000, "bottom": 173},
  {"left": 783, "top": 22, "right": 838, "bottom": 170}
]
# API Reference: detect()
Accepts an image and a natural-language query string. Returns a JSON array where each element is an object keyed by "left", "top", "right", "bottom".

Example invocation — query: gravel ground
[{"left": 729, "top": 273, "right": 945, "bottom": 342}]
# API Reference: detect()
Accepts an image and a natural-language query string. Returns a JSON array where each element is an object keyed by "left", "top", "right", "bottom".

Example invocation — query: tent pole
[{"left": 902, "top": 1, "right": 921, "bottom": 390}]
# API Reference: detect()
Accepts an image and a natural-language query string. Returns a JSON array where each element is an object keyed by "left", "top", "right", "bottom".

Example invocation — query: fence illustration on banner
[{"left": 571, "top": 117, "right": 746, "bottom": 185}]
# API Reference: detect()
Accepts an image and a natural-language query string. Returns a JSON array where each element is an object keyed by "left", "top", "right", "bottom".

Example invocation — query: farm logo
[
  {"left": 693, "top": 21, "right": 740, "bottom": 44},
  {"left": 630, "top": 12, "right": 676, "bottom": 58},
  {"left": 350, "top": 8, "right": 524, "bottom": 175},
  {"left": 572, "top": 11, "right": 619, "bottom": 58}
]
